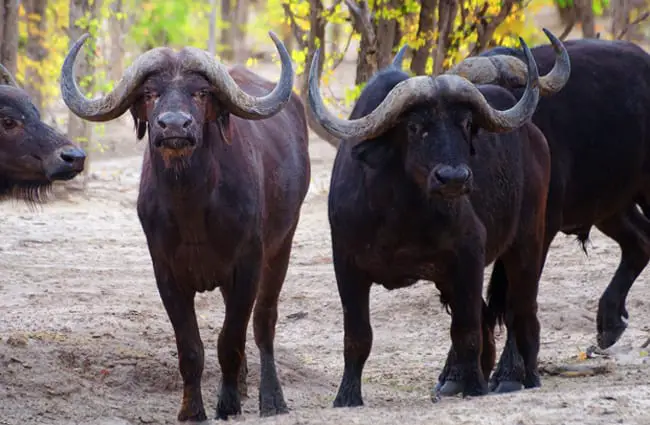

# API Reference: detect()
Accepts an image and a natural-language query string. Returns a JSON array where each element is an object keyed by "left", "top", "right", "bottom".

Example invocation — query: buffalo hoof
[
  {"left": 215, "top": 387, "right": 242, "bottom": 421},
  {"left": 259, "top": 391, "right": 289, "bottom": 417},
  {"left": 492, "top": 381, "right": 523, "bottom": 394},
  {"left": 597, "top": 323, "right": 627, "bottom": 349},
  {"left": 435, "top": 380, "right": 464, "bottom": 397},
  {"left": 333, "top": 389, "right": 363, "bottom": 408},
  {"left": 177, "top": 409, "right": 207, "bottom": 423}
]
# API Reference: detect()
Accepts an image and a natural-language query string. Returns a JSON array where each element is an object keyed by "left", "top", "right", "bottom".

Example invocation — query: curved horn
[
  {"left": 0, "top": 63, "right": 19, "bottom": 87},
  {"left": 308, "top": 48, "right": 439, "bottom": 141},
  {"left": 436, "top": 37, "right": 540, "bottom": 132},
  {"left": 447, "top": 28, "right": 570, "bottom": 96},
  {"left": 61, "top": 33, "right": 172, "bottom": 122},
  {"left": 391, "top": 44, "right": 409, "bottom": 70},
  {"left": 307, "top": 37, "right": 540, "bottom": 142},
  {"left": 177, "top": 31, "right": 294, "bottom": 120}
]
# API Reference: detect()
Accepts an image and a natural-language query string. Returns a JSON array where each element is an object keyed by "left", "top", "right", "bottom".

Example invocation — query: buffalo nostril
[
  {"left": 157, "top": 111, "right": 193, "bottom": 130},
  {"left": 434, "top": 166, "right": 471, "bottom": 185},
  {"left": 60, "top": 148, "right": 86, "bottom": 164},
  {"left": 182, "top": 118, "right": 192, "bottom": 129},
  {"left": 157, "top": 117, "right": 167, "bottom": 129}
]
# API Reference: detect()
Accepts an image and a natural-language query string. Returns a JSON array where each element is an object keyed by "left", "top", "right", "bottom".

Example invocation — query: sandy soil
[{"left": 2, "top": 40, "right": 650, "bottom": 425}]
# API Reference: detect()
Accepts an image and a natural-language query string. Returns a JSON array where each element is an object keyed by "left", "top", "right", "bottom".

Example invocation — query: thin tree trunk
[
  {"left": 108, "top": 0, "right": 125, "bottom": 81},
  {"left": 411, "top": 0, "right": 437, "bottom": 75},
  {"left": 24, "top": 0, "right": 49, "bottom": 110},
  {"left": 0, "top": 0, "right": 19, "bottom": 76},
  {"left": 208, "top": 0, "right": 218, "bottom": 56},
  {"left": 220, "top": 0, "right": 234, "bottom": 60},
  {"left": 577, "top": 0, "right": 596, "bottom": 37},
  {"left": 433, "top": 0, "right": 458, "bottom": 75},
  {"left": 233, "top": 0, "right": 249, "bottom": 64}
]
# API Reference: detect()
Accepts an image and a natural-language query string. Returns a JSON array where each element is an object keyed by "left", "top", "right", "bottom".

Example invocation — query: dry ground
[{"left": 2, "top": 21, "right": 650, "bottom": 425}]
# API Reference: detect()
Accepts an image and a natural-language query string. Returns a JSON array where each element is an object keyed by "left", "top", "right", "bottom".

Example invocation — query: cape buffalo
[
  {"left": 307, "top": 35, "right": 562, "bottom": 405},
  {"left": 448, "top": 34, "right": 650, "bottom": 352},
  {"left": 0, "top": 64, "right": 85, "bottom": 201},
  {"left": 60, "top": 33, "right": 310, "bottom": 421}
]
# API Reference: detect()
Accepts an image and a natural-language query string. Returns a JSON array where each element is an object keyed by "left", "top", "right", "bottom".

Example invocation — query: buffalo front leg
[
  {"left": 435, "top": 251, "right": 487, "bottom": 398},
  {"left": 253, "top": 230, "right": 297, "bottom": 416},
  {"left": 216, "top": 251, "right": 261, "bottom": 420},
  {"left": 435, "top": 299, "right": 496, "bottom": 395},
  {"left": 155, "top": 271, "right": 206, "bottom": 422},
  {"left": 596, "top": 208, "right": 650, "bottom": 348},
  {"left": 332, "top": 253, "right": 373, "bottom": 408}
]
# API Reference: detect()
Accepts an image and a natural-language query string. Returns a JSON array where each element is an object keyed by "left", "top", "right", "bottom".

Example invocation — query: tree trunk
[
  {"left": 0, "top": 0, "right": 19, "bottom": 76},
  {"left": 411, "top": 0, "right": 437, "bottom": 75},
  {"left": 233, "top": 0, "right": 249, "bottom": 64},
  {"left": 208, "top": 0, "right": 218, "bottom": 56},
  {"left": 375, "top": 0, "right": 400, "bottom": 70},
  {"left": 433, "top": 0, "right": 458, "bottom": 75},
  {"left": 108, "top": 0, "right": 125, "bottom": 81},
  {"left": 577, "top": 0, "right": 596, "bottom": 38},
  {"left": 24, "top": 0, "right": 48, "bottom": 110},
  {"left": 67, "top": 0, "right": 101, "bottom": 188},
  {"left": 220, "top": 0, "right": 234, "bottom": 60},
  {"left": 346, "top": 0, "right": 377, "bottom": 85}
]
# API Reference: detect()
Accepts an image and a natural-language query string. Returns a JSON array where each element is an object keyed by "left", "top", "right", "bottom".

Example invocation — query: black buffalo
[
  {"left": 0, "top": 64, "right": 85, "bottom": 201},
  {"left": 449, "top": 34, "right": 650, "bottom": 351},
  {"left": 307, "top": 34, "right": 566, "bottom": 405},
  {"left": 60, "top": 33, "right": 310, "bottom": 420}
]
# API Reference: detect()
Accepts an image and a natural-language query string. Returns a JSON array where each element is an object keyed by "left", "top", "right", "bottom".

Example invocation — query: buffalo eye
[
  {"left": 193, "top": 89, "right": 209, "bottom": 101},
  {"left": 143, "top": 89, "right": 159, "bottom": 103},
  {"left": 407, "top": 121, "right": 421, "bottom": 137},
  {"left": 2, "top": 117, "right": 17, "bottom": 130}
]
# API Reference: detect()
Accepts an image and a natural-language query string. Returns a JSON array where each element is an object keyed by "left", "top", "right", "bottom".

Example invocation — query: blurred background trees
[{"left": 0, "top": 0, "right": 649, "bottom": 152}]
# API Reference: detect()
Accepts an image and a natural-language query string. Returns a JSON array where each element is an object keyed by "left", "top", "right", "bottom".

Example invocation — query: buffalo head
[
  {"left": 0, "top": 64, "right": 86, "bottom": 201},
  {"left": 60, "top": 32, "right": 294, "bottom": 167},
  {"left": 308, "top": 38, "right": 545, "bottom": 199},
  {"left": 447, "top": 28, "right": 571, "bottom": 96}
]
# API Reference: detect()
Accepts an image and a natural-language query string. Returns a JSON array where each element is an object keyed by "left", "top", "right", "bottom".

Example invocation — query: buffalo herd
[{"left": 1, "top": 23, "right": 649, "bottom": 421}]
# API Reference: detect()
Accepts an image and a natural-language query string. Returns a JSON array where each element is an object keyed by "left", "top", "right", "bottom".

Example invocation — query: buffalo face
[
  {"left": 130, "top": 72, "right": 216, "bottom": 166},
  {"left": 60, "top": 31, "right": 295, "bottom": 171},
  {"left": 0, "top": 69, "right": 86, "bottom": 200},
  {"left": 401, "top": 106, "right": 475, "bottom": 199}
]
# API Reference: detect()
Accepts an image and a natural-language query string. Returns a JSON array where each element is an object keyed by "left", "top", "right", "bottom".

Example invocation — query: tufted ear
[
  {"left": 350, "top": 138, "right": 396, "bottom": 169},
  {"left": 129, "top": 104, "right": 147, "bottom": 140}
]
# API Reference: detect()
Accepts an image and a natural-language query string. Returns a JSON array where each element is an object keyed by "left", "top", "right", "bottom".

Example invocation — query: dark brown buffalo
[
  {"left": 0, "top": 64, "right": 85, "bottom": 201},
  {"left": 60, "top": 33, "right": 310, "bottom": 421},
  {"left": 307, "top": 34, "right": 565, "bottom": 406},
  {"left": 448, "top": 33, "right": 650, "bottom": 353}
]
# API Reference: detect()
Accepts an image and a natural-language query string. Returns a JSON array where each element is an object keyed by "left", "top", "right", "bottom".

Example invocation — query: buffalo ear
[
  {"left": 129, "top": 104, "right": 147, "bottom": 140},
  {"left": 351, "top": 139, "right": 395, "bottom": 169}
]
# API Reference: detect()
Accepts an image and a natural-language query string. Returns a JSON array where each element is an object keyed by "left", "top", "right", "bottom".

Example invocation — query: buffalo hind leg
[
  {"left": 155, "top": 270, "right": 206, "bottom": 422},
  {"left": 253, "top": 230, "right": 297, "bottom": 416},
  {"left": 216, "top": 248, "right": 261, "bottom": 420},
  {"left": 332, "top": 253, "right": 373, "bottom": 408},
  {"left": 596, "top": 208, "right": 650, "bottom": 348},
  {"left": 435, "top": 249, "right": 487, "bottom": 398},
  {"left": 219, "top": 286, "right": 249, "bottom": 399}
]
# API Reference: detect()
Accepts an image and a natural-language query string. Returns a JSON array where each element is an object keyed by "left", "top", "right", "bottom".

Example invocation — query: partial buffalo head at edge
[{"left": 0, "top": 64, "right": 86, "bottom": 202}]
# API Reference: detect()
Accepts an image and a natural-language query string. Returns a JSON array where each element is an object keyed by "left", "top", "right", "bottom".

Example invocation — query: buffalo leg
[
  {"left": 219, "top": 286, "right": 249, "bottom": 399},
  {"left": 155, "top": 271, "right": 206, "bottom": 422},
  {"left": 253, "top": 230, "right": 296, "bottom": 416},
  {"left": 596, "top": 208, "right": 650, "bottom": 349},
  {"left": 435, "top": 299, "right": 495, "bottom": 394},
  {"left": 435, "top": 251, "right": 487, "bottom": 398},
  {"left": 216, "top": 250, "right": 261, "bottom": 420},
  {"left": 332, "top": 254, "right": 373, "bottom": 408}
]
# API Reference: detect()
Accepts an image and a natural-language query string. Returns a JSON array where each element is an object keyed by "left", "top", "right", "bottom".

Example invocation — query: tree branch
[
  {"left": 281, "top": 2, "right": 308, "bottom": 49},
  {"left": 617, "top": 11, "right": 650, "bottom": 40},
  {"left": 344, "top": 0, "right": 376, "bottom": 44}
]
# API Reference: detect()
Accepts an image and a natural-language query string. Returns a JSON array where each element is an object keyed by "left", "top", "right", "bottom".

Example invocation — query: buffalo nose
[
  {"left": 157, "top": 111, "right": 193, "bottom": 131},
  {"left": 59, "top": 146, "right": 86, "bottom": 172},
  {"left": 434, "top": 165, "right": 471, "bottom": 186}
]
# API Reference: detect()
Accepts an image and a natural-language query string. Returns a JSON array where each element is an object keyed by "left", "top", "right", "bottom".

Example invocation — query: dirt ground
[{"left": 2, "top": 17, "right": 650, "bottom": 425}]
